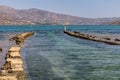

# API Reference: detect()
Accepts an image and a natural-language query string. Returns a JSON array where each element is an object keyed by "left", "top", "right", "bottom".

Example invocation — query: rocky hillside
[
  {"left": 0, "top": 6, "right": 120, "bottom": 25},
  {"left": 105, "top": 20, "right": 120, "bottom": 25}
]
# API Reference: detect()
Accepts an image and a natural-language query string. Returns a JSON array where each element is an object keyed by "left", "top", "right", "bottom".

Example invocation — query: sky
[{"left": 0, "top": 0, "right": 120, "bottom": 18}]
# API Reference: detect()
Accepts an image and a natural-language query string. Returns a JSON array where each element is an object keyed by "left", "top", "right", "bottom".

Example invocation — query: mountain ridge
[{"left": 0, "top": 6, "right": 120, "bottom": 25}]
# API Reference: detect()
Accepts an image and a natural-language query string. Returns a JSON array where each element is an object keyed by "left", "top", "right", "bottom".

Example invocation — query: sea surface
[{"left": 1, "top": 25, "right": 120, "bottom": 80}]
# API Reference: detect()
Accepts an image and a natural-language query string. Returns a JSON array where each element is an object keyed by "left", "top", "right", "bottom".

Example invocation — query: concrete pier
[
  {"left": 0, "top": 32, "right": 35, "bottom": 80},
  {"left": 64, "top": 31, "right": 120, "bottom": 45}
]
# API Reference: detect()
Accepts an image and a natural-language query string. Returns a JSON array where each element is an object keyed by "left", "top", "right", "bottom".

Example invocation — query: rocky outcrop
[
  {"left": 0, "top": 32, "right": 35, "bottom": 80},
  {"left": 64, "top": 31, "right": 120, "bottom": 45}
]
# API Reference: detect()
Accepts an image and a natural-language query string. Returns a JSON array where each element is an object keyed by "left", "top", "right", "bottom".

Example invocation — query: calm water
[{"left": 1, "top": 25, "right": 120, "bottom": 80}]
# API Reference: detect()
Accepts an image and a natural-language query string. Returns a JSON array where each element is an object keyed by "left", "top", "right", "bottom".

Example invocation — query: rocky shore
[
  {"left": 64, "top": 31, "right": 120, "bottom": 45},
  {"left": 0, "top": 32, "right": 35, "bottom": 80}
]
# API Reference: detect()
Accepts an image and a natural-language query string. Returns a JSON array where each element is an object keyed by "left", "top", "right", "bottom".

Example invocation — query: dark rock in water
[
  {"left": 0, "top": 48, "right": 2, "bottom": 52},
  {"left": 103, "top": 37, "right": 111, "bottom": 40},
  {"left": 115, "top": 38, "right": 120, "bottom": 41}
]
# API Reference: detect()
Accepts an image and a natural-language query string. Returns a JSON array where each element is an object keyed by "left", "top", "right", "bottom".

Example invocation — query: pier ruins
[
  {"left": 64, "top": 31, "right": 120, "bottom": 45},
  {"left": 0, "top": 32, "right": 34, "bottom": 80}
]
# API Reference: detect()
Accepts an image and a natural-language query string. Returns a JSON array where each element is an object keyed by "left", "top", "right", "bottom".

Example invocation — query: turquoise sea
[{"left": 1, "top": 25, "right": 120, "bottom": 80}]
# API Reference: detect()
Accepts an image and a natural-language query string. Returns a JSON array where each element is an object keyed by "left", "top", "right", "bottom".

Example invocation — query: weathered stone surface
[
  {"left": 0, "top": 32, "right": 34, "bottom": 80},
  {"left": 0, "top": 75, "right": 18, "bottom": 80},
  {"left": 8, "top": 52, "right": 21, "bottom": 58},
  {"left": 10, "top": 32, "right": 34, "bottom": 45},
  {"left": 6, "top": 58, "right": 23, "bottom": 64},
  {"left": 0, "top": 71, "right": 25, "bottom": 80},
  {"left": 9, "top": 46, "right": 20, "bottom": 52},
  {"left": 0, "top": 46, "right": 25, "bottom": 80}
]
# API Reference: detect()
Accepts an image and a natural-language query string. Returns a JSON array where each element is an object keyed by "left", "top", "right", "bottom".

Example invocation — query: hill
[{"left": 0, "top": 6, "right": 120, "bottom": 25}]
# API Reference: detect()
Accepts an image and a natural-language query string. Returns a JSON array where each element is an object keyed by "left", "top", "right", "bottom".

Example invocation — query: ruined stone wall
[
  {"left": 64, "top": 31, "right": 120, "bottom": 45},
  {"left": 0, "top": 46, "right": 24, "bottom": 80},
  {"left": 0, "top": 32, "right": 34, "bottom": 80}
]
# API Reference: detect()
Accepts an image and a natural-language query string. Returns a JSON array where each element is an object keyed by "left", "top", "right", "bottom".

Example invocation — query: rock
[
  {"left": 9, "top": 46, "right": 20, "bottom": 52},
  {"left": 7, "top": 52, "right": 21, "bottom": 58},
  {"left": 115, "top": 38, "right": 120, "bottom": 41},
  {"left": 10, "top": 32, "right": 34, "bottom": 45},
  {"left": 0, "top": 48, "right": 2, "bottom": 52},
  {"left": 0, "top": 74, "right": 18, "bottom": 80}
]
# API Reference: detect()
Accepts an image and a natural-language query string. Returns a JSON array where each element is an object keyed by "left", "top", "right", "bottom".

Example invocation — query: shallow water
[{"left": 1, "top": 25, "right": 120, "bottom": 80}]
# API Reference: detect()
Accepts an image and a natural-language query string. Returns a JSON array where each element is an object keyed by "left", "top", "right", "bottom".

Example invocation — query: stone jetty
[
  {"left": 0, "top": 32, "right": 35, "bottom": 80},
  {"left": 64, "top": 31, "right": 120, "bottom": 45},
  {"left": 10, "top": 32, "right": 34, "bottom": 45},
  {"left": 0, "top": 46, "right": 24, "bottom": 80}
]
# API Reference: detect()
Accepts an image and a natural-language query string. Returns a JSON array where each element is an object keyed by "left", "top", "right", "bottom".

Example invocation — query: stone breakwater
[
  {"left": 64, "top": 31, "right": 120, "bottom": 45},
  {"left": 10, "top": 32, "right": 34, "bottom": 45},
  {"left": 0, "top": 32, "right": 35, "bottom": 80}
]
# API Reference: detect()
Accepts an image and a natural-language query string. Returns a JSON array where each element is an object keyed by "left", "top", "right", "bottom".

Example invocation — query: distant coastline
[{"left": 0, "top": 6, "right": 120, "bottom": 25}]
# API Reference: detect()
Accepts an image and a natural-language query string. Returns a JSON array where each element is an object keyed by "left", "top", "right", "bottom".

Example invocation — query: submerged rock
[{"left": 0, "top": 48, "right": 2, "bottom": 52}]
